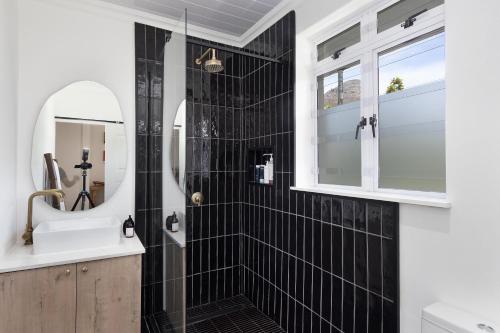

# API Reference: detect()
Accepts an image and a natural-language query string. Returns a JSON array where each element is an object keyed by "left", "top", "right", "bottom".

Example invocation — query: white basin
[{"left": 33, "top": 217, "right": 121, "bottom": 255}]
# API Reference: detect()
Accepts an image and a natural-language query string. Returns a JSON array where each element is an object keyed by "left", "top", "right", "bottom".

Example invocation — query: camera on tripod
[
  {"left": 71, "top": 148, "right": 95, "bottom": 211},
  {"left": 74, "top": 148, "right": 93, "bottom": 171}
]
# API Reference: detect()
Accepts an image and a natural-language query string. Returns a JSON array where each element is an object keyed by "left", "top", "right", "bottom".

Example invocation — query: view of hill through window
[{"left": 320, "top": 62, "right": 361, "bottom": 110}]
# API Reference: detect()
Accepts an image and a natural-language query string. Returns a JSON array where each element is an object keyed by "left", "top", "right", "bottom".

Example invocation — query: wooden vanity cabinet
[
  {"left": 0, "top": 255, "right": 141, "bottom": 333},
  {"left": 0, "top": 263, "right": 76, "bottom": 332},
  {"left": 76, "top": 255, "right": 141, "bottom": 333}
]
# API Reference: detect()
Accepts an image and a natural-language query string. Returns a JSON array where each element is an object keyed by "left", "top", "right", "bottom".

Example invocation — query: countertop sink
[{"left": 33, "top": 216, "right": 121, "bottom": 255}]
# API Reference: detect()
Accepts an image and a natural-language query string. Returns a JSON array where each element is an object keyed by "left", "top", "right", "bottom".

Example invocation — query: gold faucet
[{"left": 23, "top": 189, "right": 64, "bottom": 245}]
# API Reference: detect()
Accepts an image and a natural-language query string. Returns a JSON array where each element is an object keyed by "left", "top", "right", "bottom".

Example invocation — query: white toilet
[{"left": 422, "top": 303, "right": 498, "bottom": 333}]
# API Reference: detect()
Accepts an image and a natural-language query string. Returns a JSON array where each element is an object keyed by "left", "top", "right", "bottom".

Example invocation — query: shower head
[
  {"left": 204, "top": 57, "right": 224, "bottom": 73},
  {"left": 195, "top": 48, "right": 224, "bottom": 73}
]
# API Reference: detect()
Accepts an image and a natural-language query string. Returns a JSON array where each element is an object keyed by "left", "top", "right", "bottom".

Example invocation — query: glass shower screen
[{"left": 162, "top": 9, "right": 186, "bottom": 333}]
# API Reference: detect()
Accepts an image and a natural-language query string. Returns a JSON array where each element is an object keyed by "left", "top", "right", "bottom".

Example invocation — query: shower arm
[
  {"left": 188, "top": 38, "right": 281, "bottom": 64},
  {"left": 195, "top": 48, "right": 215, "bottom": 65}
]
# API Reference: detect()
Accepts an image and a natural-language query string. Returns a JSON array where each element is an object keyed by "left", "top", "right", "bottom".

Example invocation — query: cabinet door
[
  {"left": 0, "top": 264, "right": 77, "bottom": 333},
  {"left": 76, "top": 255, "right": 141, "bottom": 333}
]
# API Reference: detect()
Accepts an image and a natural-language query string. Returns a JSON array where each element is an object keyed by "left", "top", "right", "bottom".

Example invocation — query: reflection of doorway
[{"left": 55, "top": 122, "right": 105, "bottom": 210}]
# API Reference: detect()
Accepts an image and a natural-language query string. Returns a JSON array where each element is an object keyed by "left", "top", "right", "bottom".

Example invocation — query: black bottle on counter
[
  {"left": 166, "top": 212, "right": 179, "bottom": 232},
  {"left": 123, "top": 215, "right": 135, "bottom": 238},
  {"left": 171, "top": 213, "right": 179, "bottom": 232}
]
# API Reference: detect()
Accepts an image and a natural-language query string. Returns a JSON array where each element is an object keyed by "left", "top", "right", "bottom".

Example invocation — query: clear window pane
[
  {"left": 378, "top": 30, "right": 445, "bottom": 192},
  {"left": 317, "top": 62, "right": 361, "bottom": 186}
]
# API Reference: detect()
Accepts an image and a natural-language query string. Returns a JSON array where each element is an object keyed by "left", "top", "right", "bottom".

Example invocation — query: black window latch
[
  {"left": 332, "top": 47, "right": 346, "bottom": 60},
  {"left": 355, "top": 117, "right": 367, "bottom": 140},
  {"left": 369, "top": 114, "right": 377, "bottom": 138},
  {"left": 401, "top": 9, "right": 428, "bottom": 29}
]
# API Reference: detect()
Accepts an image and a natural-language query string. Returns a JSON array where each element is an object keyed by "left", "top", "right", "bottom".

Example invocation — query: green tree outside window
[{"left": 386, "top": 77, "right": 404, "bottom": 94}]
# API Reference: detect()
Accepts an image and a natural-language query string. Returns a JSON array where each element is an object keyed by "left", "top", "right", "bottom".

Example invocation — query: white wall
[
  {"left": 400, "top": 0, "right": 500, "bottom": 328},
  {"left": 293, "top": 0, "right": 500, "bottom": 331},
  {"left": 0, "top": 0, "right": 18, "bottom": 255},
  {"left": 17, "top": 0, "right": 136, "bottom": 235}
]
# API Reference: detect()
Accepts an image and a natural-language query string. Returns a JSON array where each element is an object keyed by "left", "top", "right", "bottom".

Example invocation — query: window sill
[{"left": 290, "top": 186, "right": 451, "bottom": 208}]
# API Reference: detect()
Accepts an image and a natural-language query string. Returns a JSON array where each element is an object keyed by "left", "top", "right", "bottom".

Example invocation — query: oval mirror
[
  {"left": 170, "top": 100, "right": 186, "bottom": 193},
  {"left": 31, "top": 81, "right": 127, "bottom": 211}
]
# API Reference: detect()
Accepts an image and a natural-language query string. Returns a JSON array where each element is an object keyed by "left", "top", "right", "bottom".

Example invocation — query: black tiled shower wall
[
  {"left": 185, "top": 38, "right": 244, "bottom": 309},
  {"left": 135, "top": 23, "right": 171, "bottom": 317},
  {"left": 138, "top": 11, "right": 400, "bottom": 332},
  {"left": 240, "top": 12, "right": 400, "bottom": 333}
]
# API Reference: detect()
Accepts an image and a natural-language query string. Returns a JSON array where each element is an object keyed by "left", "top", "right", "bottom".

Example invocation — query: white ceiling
[{"left": 100, "top": 0, "right": 285, "bottom": 37}]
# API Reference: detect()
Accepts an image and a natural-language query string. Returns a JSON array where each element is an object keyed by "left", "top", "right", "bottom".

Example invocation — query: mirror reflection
[
  {"left": 31, "top": 81, "right": 127, "bottom": 211},
  {"left": 170, "top": 100, "right": 186, "bottom": 192}
]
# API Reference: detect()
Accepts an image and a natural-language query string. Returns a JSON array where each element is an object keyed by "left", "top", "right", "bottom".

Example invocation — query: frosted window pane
[
  {"left": 317, "top": 62, "right": 361, "bottom": 186},
  {"left": 378, "top": 30, "right": 445, "bottom": 192}
]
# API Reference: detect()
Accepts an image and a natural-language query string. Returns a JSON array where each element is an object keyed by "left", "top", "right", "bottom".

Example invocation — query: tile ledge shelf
[
  {"left": 290, "top": 186, "right": 451, "bottom": 208},
  {"left": 163, "top": 229, "right": 186, "bottom": 248}
]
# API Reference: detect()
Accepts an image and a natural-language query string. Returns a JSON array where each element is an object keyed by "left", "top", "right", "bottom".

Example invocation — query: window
[
  {"left": 317, "top": 23, "right": 361, "bottom": 61},
  {"left": 317, "top": 62, "right": 361, "bottom": 186},
  {"left": 377, "top": 0, "right": 444, "bottom": 33},
  {"left": 313, "top": 0, "right": 445, "bottom": 198},
  {"left": 378, "top": 30, "right": 446, "bottom": 192}
]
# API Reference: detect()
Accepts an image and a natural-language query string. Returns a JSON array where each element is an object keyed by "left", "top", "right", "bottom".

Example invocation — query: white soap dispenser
[
  {"left": 263, "top": 161, "right": 270, "bottom": 184},
  {"left": 263, "top": 154, "right": 274, "bottom": 185},
  {"left": 268, "top": 155, "right": 274, "bottom": 185}
]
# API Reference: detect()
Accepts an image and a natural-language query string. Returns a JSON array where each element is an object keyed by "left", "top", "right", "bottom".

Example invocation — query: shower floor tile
[
  {"left": 187, "top": 306, "right": 285, "bottom": 333},
  {"left": 187, "top": 295, "right": 254, "bottom": 325},
  {"left": 143, "top": 297, "right": 284, "bottom": 332},
  {"left": 142, "top": 311, "right": 175, "bottom": 333}
]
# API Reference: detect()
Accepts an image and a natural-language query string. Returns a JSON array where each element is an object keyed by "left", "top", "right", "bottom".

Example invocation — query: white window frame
[{"left": 308, "top": 0, "right": 448, "bottom": 206}]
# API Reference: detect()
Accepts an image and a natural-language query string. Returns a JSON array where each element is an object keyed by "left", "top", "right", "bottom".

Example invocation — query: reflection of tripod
[
  {"left": 71, "top": 148, "right": 95, "bottom": 211},
  {"left": 71, "top": 169, "right": 95, "bottom": 211}
]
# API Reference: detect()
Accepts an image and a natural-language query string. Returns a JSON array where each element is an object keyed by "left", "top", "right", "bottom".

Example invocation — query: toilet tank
[{"left": 422, "top": 303, "right": 498, "bottom": 333}]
